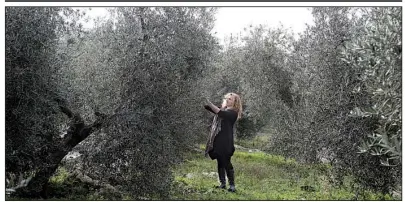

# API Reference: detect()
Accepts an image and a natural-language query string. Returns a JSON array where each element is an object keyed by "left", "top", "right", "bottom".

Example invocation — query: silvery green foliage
[
  {"left": 6, "top": 6, "right": 401, "bottom": 199},
  {"left": 202, "top": 25, "right": 296, "bottom": 139},
  {"left": 343, "top": 7, "right": 401, "bottom": 167},
  {"left": 5, "top": 6, "right": 72, "bottom": 182},
  {"left": 272, "top": 7, "right": 356, "bottom": 164},
  {"left": 340, "top": 7, "right": 401, "bottom": 193},
  {"left": 63, "top": 7, "right": 219, "bottom": 199},
  {"left": 6, "top": 6, "right": 218, "bottom": 199},
  {"left": 331, "top": 7, "right": 401, "bottom": 193},
  {"left": 266, "top": 7, "right": 400, "bottom": 195}
]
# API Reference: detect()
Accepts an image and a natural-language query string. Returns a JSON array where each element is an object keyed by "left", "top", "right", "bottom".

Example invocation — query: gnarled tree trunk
[{"left": 14, "top": 99, "right": 108, "bottom": 198}]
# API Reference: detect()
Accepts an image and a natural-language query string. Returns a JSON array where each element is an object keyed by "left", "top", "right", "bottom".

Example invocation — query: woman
[{"left": 204, "top": 93, "right": 242, "bottom": 192}]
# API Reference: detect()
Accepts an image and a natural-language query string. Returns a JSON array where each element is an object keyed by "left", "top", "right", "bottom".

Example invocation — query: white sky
[
  {"left": 213, "top": 7, "right": 313, "bottom": 42},
  {"left": 79, "top": 7, "right": 314, "bottom": 42}
]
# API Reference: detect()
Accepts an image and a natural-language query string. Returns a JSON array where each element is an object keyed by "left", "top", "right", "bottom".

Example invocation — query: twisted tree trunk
[{"left": 14, "top": 98, "right": 108, "bottom": 198}]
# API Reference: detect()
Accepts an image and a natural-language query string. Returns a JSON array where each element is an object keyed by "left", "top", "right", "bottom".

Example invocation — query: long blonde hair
[{"left": 225, "top": 92, "right": 243, "bottom": 120}]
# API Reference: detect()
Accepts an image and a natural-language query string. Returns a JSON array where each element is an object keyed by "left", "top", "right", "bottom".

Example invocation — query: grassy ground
[
  {"left": 7, "top": 142, "right": 397, "bottom": 200},
  {"left": 169, "top": 144, "right": 394, "bottom": 200},
  {"left": 235, "top": 135, "right": 271, "bottom": 150},
  {"left": 6, "top": 167, "right": 125, "bottom": 201}
]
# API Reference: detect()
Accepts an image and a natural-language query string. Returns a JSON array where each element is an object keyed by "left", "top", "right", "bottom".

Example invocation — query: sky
[
  {"left": 213, "top": 7, "right": 313, "bottom": 42},
  {"left": 81, "top": 7, "right": 314, "bottom": 42}
]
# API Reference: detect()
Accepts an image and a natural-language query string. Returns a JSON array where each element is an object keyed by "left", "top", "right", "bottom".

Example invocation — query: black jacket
[{"left": 205, "top": 105, "right": 237, "bottom": 158}]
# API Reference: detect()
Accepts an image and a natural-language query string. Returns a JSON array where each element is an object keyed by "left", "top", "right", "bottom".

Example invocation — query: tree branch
[{"left": 54, "top": 98, "right": 73, "bottom": 118}]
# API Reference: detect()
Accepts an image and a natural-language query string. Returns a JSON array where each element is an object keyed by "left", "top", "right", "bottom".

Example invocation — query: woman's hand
[
  {"left": 205, "top": 97, "right": 220, "bottom": 114},
  {"left": 205, "top": 97, "right": 211, "bottom": 105},
  {"left": 221, "top": 98, "right": 227, "bottom": 109}
]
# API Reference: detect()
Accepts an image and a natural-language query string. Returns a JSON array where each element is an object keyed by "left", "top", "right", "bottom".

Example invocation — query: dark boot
[
  {"left": 227, "top": 169, "right": 236, "bottom": 192},
  {"left": 216, "top": 167, "right": 226, "bottom": 189}
]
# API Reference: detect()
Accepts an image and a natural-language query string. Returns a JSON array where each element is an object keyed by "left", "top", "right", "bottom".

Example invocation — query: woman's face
[{"left": 224, "top": 94, "right": 236, "bottom": 108}]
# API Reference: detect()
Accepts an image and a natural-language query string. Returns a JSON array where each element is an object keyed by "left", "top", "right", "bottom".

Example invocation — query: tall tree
[
  {"left": 6, "top": 7, "right": 109, "bottom": 197},
  {"left": 70, "top": 7, "right": 219, "bottom": 199}
]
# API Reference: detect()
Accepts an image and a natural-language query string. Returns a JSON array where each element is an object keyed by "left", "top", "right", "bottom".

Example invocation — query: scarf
[{"left": 205, "top": 114, "right": 222, "bottom": 158}]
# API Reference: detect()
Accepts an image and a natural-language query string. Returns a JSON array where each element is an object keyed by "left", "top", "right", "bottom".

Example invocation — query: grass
[
  {"left": 7, "top": 167, "right": 123, "bottom": 201},
  {"left": 235, "top": 135, "right": 271, "bottom": 150},
  {"left": 7, "top": 142, "right": 398, "bottom": 200},
  {"left": 47, "top": 167, "right": 120, "bottom": 200},
  {"left": 169, "top": 145, "right": 395, "bottom": 200}
]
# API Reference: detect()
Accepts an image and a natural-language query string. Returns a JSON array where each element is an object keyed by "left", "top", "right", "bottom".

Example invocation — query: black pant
[
  {"left": 216, "top": 155, "right": 235, "bottom": 185},
  {"left": 217, "top": 155, "right": 233, "bottom": 171}
]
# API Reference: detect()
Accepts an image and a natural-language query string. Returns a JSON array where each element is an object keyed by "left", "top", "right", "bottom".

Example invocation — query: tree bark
[{"left": 14, "top": 99, "right": 108, "bottom": 198}]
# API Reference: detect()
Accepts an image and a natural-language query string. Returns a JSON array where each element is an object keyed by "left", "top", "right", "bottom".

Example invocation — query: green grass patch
[
  {"left": 47, "top": 167, "right": 118, "bottom": 200},
  {"left": 6, "top": 167, "right": 112, "bottom": 201},
  {"left": 6, "top": 147, "right": 397, "bottom": 200},
  {"left": 170, "top": 148, "right": 395, "bottom": 200},
  {"left": 236, "top": 135, "right": 271, "bottom": 150}
]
